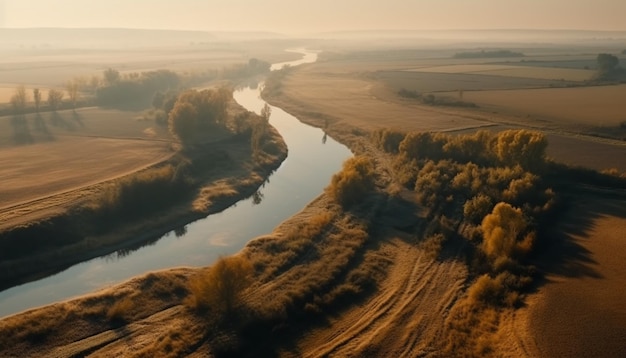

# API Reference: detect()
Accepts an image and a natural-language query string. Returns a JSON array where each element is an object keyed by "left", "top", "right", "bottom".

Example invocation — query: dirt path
[{"left": 294, "top": 237, "right": 466, "bottom": 357}]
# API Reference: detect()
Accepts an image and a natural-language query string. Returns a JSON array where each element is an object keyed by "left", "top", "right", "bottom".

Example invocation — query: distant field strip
[
  {"left": 445, "top": 84, "right": 626, "bottom": 127},
  {"left": 406, "top": 64, "right": 594, "bottom": 81}
]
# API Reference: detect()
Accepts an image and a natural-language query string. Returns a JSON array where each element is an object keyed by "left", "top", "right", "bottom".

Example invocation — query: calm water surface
[{"left": 0, "top": 50, "right": 352, "bottom": 318}]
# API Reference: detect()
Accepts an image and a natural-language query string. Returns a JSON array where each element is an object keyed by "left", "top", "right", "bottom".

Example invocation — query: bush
[
  {"left": 371, "top": 128, "right": 405, "bottom": 153},
  {"left": 187, "top": 255, "right": 254, "bottom": 315},
  {"left": 327, "top": 156, "right": 376, "bottom": 208},
  {"left": 107, "top": 296, "right": 134, "bottom": 324},
  {"left": 463, "top": 195, "right": 493, "bottom": 224},
  {"left": 96, "top": 164, "right": 190, "bottom": 220},
  {"left": 480, "top": 202, "right": 534, "bottom": 261}
]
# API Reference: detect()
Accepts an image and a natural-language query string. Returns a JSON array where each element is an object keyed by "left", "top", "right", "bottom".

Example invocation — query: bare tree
[
  {"left": 33, "top": 88, "right": 42, "bottom": 112},
  {"left": 47, "top": 88, "right": 64, "bottom": 111},
  {"left": 66, "top": 81, "right": 79, "bottom": 110},
  {"left": 10, "top": 86, "right": 28, "bottom": 114},
  {"left": 103, "top": 68, "right": 120, "bottom": 85}
]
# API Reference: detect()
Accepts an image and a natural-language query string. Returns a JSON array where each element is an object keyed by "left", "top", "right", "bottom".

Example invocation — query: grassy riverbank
[{"left": 0, "top": 100, "right": 287, "bottom": 291}]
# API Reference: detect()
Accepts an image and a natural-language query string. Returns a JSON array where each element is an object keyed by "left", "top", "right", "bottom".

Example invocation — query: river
[{"left": 0, "top": 50, "right": 352, "bottom": 318}]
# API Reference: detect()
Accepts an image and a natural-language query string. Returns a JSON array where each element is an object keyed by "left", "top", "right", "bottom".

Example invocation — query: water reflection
[
  {"left": 174, "top": 226, "right": 187, "bottom": 238},
  {"left": 251, "top": 190, "right": 264, "bottom": 205}
]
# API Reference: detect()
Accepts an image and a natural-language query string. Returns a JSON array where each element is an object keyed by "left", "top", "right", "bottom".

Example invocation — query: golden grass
[
  {"left": 408, "top": 64, "right": 594, "bottom": 81},
  {"left": 446, "top": 84, "right": 626, "bottom": 127},
  {"left": 0, "top": 136, "right": 171, "bottom": 216},
  {"left": 528, "top": 196, "right": 626, "bottom": 357},
  {"left": 192, "top": 180, "right": 239, "bottom": 212},
  {"left": 266, "top": 65, "right": 491, "bottom": 134},
  {"left": 106, "top": 295, "right": 135, "bottom": 323}
]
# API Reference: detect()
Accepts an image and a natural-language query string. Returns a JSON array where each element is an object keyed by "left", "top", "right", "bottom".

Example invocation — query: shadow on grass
[
  {"left": 10, "top": 115, "right": 33, "bottom": 144},
  {"left": 71, "top": 110, "right": 85, "bottom": 128},
  {"left": 532, "top": 189, "right": 626, "bottom": 281},
  {"left": 33, "top": 113, "right": 55, "bottom": 141},
  {"left": 49, "top": 111, "right": 77, "bottom": 131}
]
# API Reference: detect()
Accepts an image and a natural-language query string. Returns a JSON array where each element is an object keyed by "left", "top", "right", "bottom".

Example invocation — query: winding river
[{"left": 0, "top": 50, "right": 352, "bottom": 318}]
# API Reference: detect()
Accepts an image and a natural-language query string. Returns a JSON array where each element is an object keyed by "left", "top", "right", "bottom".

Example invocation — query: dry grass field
[
  {"left": 526, "top": 192, "right": 626, "bottom": 357},
  {"left": 442, "top": 85, "right": 626, "bottom": 129},
  {"left": 408, "top": 64, "right": 595, "bottom": 81},
  {"left": 0, "top": 107, "right": 174, "bottom": 228},
  {"left": 0, "top": 39, "right": 301, "bottom": 229},
  {"left": 269, "top": 63, "right": 492, "bottom": 134},
  {"left": 376, "top": 70, "right": 568, "bottom": 93}
]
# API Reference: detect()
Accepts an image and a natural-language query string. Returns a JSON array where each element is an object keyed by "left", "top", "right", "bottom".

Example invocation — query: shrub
[
  {"left": 494, "top": 130, "right": 547, "bottom": 171},
  {"left": 371, "top": 128, "right": 405, "bottom": 153},
  {"left": 96, "top": 164, "right": 190, "bottom": 221},
  {"left": 107, "top": 296, "right": 134, "bottom": 324},
  {"left": 480, "top": 202, "right": 535, "bottom": 261},
  {"left": 463, "top": 195, "right": 493, "bottom": 224},
  {"left": 187, "top": 255, "right": 254, "bottom": 315},
  {"left": 327, "top": 156, "right": 376, "bottom": 208}
]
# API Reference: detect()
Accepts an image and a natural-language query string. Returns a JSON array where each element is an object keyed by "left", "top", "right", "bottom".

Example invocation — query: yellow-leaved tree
[{"left": 481, "top": 202, "right": 534, "bottom": 262}]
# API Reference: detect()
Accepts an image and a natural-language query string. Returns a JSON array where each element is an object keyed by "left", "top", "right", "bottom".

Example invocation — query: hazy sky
[{"left": 2, "top": 0, "right": 626, "bottom": 33}]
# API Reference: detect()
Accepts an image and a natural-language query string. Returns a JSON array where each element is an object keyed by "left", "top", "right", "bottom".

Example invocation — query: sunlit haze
[{"left": 3, "top": 0, "right": 626, "bottom": 33}]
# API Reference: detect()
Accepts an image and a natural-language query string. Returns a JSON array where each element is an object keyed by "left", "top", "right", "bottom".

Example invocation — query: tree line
[{"left": 3, "top": 57, "right": 272, "bottom": 115}]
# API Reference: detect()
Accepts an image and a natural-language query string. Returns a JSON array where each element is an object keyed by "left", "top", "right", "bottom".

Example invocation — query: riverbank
[{"left": 0, "top": 103, "right": 288, "bottom": 291}]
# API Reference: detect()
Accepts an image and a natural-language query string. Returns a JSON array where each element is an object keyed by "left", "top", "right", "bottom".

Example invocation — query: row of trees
[{"left": 9, "top": 86, "right": 68, "bottom": 114}]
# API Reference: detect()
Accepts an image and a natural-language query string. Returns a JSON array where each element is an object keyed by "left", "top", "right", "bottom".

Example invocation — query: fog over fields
[{"left": 1, "top": 1, "right": 626, "bottom": 358}]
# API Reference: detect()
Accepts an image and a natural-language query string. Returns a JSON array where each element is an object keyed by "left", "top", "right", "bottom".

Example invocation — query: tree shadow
[
  {"left": 71, "top": 110, "right": 85, "bottom": 127},
  {"left": 49, "top": 111, "right": 77, "bottom": 131},
  {"left": 33, "top": 113, "right": 55, "bottom": 141},
  {"left": 10, "top": 114, "right": 34, "bottom": 144},
  {"left": 531, "top": 191, "right": 626, "bottom": 280}
]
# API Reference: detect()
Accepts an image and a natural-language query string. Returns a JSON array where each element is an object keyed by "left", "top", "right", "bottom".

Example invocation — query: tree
[
  {"left": 10, "top": 86, "right": 28, "bottom": 114},
  {"left": 168, "top": 101, "right": 197, "bottom": 143},
  {"left": 47, "top": 89, "right": 64, "bottom": 111},
  {"left": 103, "top": 67, "right": 120, "bottom": 85},
  {"left": 327, "top": 156, "right": 376, "bottom": 208},
  {"left": 251, "top": 104, "right": 271, "bottom": 158},
  {"left": 597, "top": 53, "right": 619, "bottom": 72},
  {"left": 260, "top": 103, "right": 271, "bottom": 122},
  {"left": 481, "top": 202, "right": 534, "bottom": 260},
  {"left": 494, "top": 130, "right": 547, "bottom": 171},
  {"left": 33, "top": 88, "right": 42, "bottom": 113},
  {"left": 66, "top": 81, "right": 79, "bottom": 110},
  {"left": 90, "top": 75, "right": 100, "bottom": 93}
]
